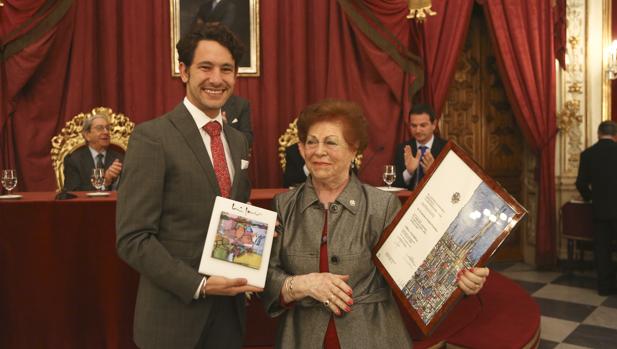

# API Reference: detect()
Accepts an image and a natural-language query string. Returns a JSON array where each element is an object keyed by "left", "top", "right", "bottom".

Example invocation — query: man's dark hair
[
  {"left": 409, "top": 103, "right": 436, "bottom": 123},
  {"left": 598, "top": 120, "right": 617, "bottom": 136},
  {"left": 176, "top": 22, "right": 244, "bottom": 69}
]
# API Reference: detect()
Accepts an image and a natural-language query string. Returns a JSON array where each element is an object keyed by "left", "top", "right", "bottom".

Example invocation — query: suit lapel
[
  {"left": 432, "top": 137, "right": 445, "bottom": 158},
  {"left": 104, "top": 150, "right": 115, "bottom": 168},
  {"left": 210, "top": 0, "right": 227, "bottom": 19},
  {"left": 411, "top": 141, "right": 418, "bottom": 156},
  {"left": 79, "top": 147, "right": 95, "bottom": 174},
  {"left": 222, "top": 95, "right": 238, "bottom": 120},
  {"left": 168, "top": 104, "right": 221, "bottom": 196}
]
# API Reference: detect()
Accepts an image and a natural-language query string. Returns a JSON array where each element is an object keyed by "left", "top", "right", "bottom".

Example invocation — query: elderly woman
[{"left": 263, "top": 99, "right": 489, "bottom": 348}]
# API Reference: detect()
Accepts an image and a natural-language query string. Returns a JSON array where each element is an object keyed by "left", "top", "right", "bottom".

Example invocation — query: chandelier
[{"left": 407, "top": 0, "right": 437, "bottom": 22}]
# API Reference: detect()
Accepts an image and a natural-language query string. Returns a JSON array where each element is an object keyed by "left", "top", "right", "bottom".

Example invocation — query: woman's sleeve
[{"left": 262, "top": 196, "right": 292, "bottom": 317}]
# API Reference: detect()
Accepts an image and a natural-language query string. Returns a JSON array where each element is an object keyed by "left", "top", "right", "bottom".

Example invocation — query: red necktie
[{"left": 203, "top": 121, "right": 231, "bottom": 198}]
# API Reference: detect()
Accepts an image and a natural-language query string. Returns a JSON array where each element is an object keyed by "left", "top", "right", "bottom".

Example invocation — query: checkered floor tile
[{"left": 489, "top": 262, "right": 617, "bottom": 349}]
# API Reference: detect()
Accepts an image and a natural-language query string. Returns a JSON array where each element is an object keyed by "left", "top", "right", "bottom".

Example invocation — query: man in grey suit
[
  {"left": 63, "top": 114, "right": 123, "bottom": 191},
  {"left": 116, "top": 23, "right": 261, "bottom": 349}
]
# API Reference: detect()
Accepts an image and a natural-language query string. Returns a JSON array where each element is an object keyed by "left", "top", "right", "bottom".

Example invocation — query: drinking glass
[
  {"left": 1, "top": 169, "right": 17, "bottom": 195},
  {"left": 383, "top": 165, "right": 396, "bottom": 189},
  {"left": 90, "top": 168, "right": 106, "bottom": 192}
]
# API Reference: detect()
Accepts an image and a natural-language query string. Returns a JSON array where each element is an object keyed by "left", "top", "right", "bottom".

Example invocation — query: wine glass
[
  {"left": 1, "top": 169, "right": 18, "bottom": 195},
  {"left": 90, "top": 168, "right": 106, "bottom": 192},
  {"left": 383, "top": 165, "right": 396, "bottom": 189}
]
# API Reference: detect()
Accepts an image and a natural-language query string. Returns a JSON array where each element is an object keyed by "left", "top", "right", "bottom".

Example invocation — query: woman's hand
[
  {"left": 457, "top": 267, "right": 489, "bottom": 296},
  {"left": 286, "top": 273, "right": 353, "bottom": 316}
]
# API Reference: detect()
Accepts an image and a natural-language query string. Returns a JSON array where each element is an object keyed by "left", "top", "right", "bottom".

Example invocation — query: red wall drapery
[
  {"left": 3, "top": 0, "right": 559, "bottom": 266},
  {"left": 482, "top": 0, "right": 558, "bottom": 266},
  {"left": 1, "top": 0, "right": 416, "bottom": 190},
  {"left": 413, "top": 0, "right": 474, "bottom": 118}
]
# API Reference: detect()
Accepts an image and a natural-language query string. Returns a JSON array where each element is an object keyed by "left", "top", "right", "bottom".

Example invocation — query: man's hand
[
  {"left": 104, "top": 159, "right": 122, "bottom": 186},
  {"left": 403, "top": 145, "right": 421, "bottom": 173},
  {"left": 204, "top": 276, "right": 263, "bottom": 296},
  {"left": 420, "top": 151, "right": 435, "bottom": 172}
]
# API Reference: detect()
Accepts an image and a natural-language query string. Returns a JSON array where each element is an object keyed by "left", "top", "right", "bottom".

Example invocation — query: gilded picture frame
[
  {"left": 170, "top": 0, "right": 260, "bottom": 77},
  {"left": 373, "top": 141, "right": 527, "bottom": 337}
]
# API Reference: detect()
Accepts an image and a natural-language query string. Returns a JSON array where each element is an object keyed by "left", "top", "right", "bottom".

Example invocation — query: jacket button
[
  {"left": 331, "top": 256, "right": 339, "bottom": 264},
  {"left": 330, "top": 204, "right": 339, "bottom": 213}
]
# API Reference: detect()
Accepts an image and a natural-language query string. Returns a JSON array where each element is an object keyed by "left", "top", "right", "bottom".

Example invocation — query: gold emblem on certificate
[{"left": 451, "top": 192, "right": 460, "bottom": 204}]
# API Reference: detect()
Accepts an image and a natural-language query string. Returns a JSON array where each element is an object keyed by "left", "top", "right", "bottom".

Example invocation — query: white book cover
[{"left": 199, "top": 196, "right": 277, "bottom": 288}]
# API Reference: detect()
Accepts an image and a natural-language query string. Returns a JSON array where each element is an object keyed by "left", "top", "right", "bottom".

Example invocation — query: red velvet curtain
[
  {"left": 1, "top": 0, "right": 416, "bottom": 190},
  {"left": 482, "top": 0, "right": 558, "bottom": 266},
  {"left": 413, "top": 0, "right": 474, "bottom": 118},
  {"left": 239, "top": 0, "right": 417, "bottom": 187},
  {"left": 2, "top": 1, "right": 185, "bottom": 190}
]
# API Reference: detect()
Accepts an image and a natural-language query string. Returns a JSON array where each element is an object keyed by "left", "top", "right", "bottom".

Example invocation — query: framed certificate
[
  {"left": 373, "top": 141, "right": 526, "bottom": 336},
  {"left": 199, "top": 196, "right": 276, "bottom": 288}
]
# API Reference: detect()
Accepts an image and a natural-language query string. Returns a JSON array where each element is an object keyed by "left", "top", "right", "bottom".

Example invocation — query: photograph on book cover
[
  {"left": 374, "top": 141, "right": 526, "bottom": 335},
  {"left": 199, "top": 196, "right": 276, "bottom": 288}
]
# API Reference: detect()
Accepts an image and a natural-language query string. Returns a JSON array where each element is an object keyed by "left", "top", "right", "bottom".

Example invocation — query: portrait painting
[{"left": 170, "top": 0, "right": 260, "bottom": 76}]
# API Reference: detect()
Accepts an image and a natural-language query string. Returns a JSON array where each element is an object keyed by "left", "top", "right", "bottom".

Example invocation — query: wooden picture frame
[
  {"left": 170, "top": 0, "right": 260, "bottom": 77},
  {"left": 373, "top": 141, "right": 526, "bottom": 337}
]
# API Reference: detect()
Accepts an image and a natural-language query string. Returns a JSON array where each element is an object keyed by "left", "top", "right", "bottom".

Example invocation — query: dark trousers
[
  {"left": 196, "top": 296, "right": 245, "bottom": 349},
  {"left": 593, "top": 219, "right": 617, "bottom": 293}
]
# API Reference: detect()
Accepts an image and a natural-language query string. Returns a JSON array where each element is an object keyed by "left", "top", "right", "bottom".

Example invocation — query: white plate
[
  {"left": 376, "top": 186, "right": 405, "bottom": 192},
  {"left": 86, "top": 192, "right": 110, "bottom": 197},
  {"left": 0, "top": 194, "right": 22, "bottom": 200}
]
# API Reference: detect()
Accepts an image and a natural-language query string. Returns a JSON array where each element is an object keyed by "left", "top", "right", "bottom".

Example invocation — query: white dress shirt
[
  {"left": 183, "top": 97, "right": 236, "bottom": 298},
  {"left": 88, "top": 146, "right": 106, "bottom": 165},
  {"left": 183, "top": 97, "right": 235, "bottom": 183}
]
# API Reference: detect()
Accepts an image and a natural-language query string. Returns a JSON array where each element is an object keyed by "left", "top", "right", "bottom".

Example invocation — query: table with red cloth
[
  {"left": 0, "top": 190, "right": 539, "bottom": 349},
  {"left": 0, "top": 192, "right": 136, "bottom": 349}
]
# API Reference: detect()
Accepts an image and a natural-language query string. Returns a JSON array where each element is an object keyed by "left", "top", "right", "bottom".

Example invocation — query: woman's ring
[{"left": 323, "top": 300, "right": 330, "bottom": 307}]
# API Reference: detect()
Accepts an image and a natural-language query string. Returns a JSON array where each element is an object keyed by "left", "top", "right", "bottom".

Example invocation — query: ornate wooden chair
[
  {"left": 277, "top": 118, "right": 363, "bottom": 171},
  {"left": 50, "top": 107, "right": 134, "bottom": 191}
]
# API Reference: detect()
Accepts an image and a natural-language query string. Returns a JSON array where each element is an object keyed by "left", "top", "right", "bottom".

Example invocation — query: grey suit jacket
[
  {"left": 116, "top": 103, "right": 251, "bottom": 349},
  {"left": 263, "top": 175, "right": 412, "bottom": 348},
  {"left": 62, "top": 146, "right": 123, "bottom": 191}
]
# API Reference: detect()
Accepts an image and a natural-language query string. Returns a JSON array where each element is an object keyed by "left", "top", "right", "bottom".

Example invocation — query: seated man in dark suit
[
  {"left": 223, "top": 94, "right": 253, "bottom": 146},
  {"left": 62, "top": 114, "right": 123, "bottom": 191},
  {"left": 393, "top": 104, "right": 446, "bottom": 190},
  {"left": 576, "top": 120, "right": 617, "bottom": 295},
  {"left": 283, "top": 143, "right": 308, "bottom": 187}
]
